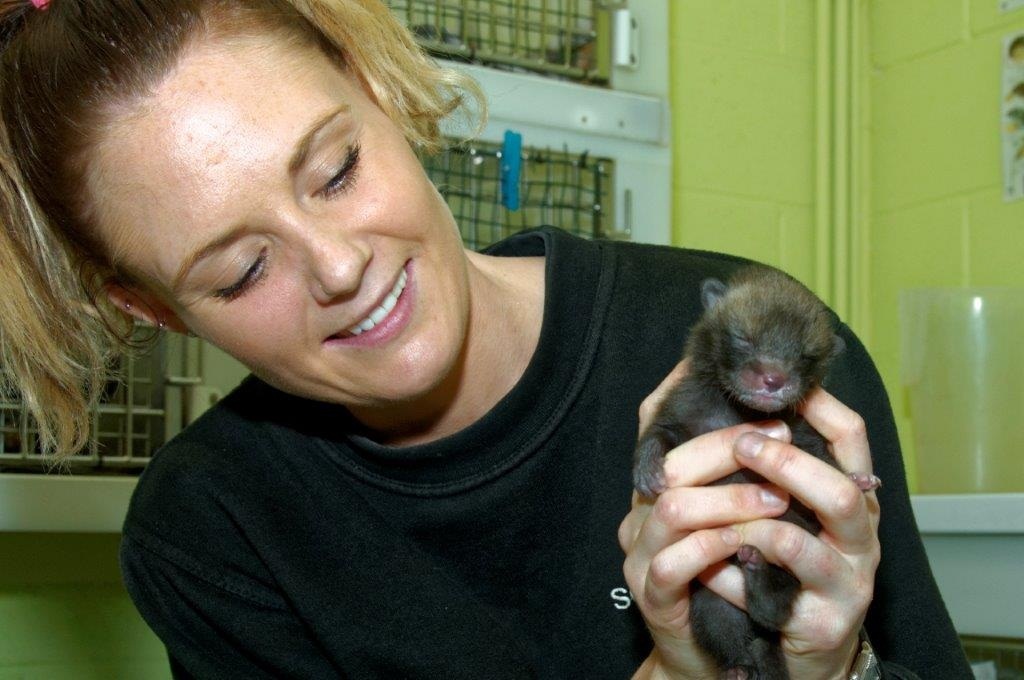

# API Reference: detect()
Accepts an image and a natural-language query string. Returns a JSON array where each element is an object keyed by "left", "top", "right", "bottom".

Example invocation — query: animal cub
[{"left": 633, "top": 265, "right": 848, "bottom": 680}]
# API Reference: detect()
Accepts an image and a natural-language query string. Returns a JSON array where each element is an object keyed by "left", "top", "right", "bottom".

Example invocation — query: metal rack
[
  {"left": 421, "top": 138, "right": 614, "bottom": 249},
  {"left": 0, "top": 332, "right": 201, "bottom": 471},
  {"left": 386, "top": 0, "right": 611, "bottom": 82}
]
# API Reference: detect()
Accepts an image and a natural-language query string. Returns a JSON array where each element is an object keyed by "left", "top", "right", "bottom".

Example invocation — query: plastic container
[{"left": 900, "top": 288, "right": 1024, "bottom": 494}]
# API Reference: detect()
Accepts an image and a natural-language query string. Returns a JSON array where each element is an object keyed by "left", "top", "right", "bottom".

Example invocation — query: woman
[{"left": 0, "top": 0, "right": 971, "bottom": 678}]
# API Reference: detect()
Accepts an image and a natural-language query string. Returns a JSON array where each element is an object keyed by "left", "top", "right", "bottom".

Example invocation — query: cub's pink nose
[{"left": 761, "top": 371, "right": 788, "bottom": 392}]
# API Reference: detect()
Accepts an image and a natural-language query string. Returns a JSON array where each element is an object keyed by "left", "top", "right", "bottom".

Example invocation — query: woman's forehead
[
  {"left": 98, "top": 32, "right": 359, "bottom": 170},
  {"left": 85, "top": 33, "right": 365, "bottom": 283},
  {"left": 144, "top": 34, "right": 355, "bottom": 142}
]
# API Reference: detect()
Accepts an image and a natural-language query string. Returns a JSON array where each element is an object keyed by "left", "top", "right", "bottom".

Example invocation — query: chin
[{"left": 389, "top": 344, "right": 463, "bottom": 401}]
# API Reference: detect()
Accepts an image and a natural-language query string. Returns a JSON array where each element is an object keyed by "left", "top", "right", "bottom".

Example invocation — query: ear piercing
[{"left": 121, "top": 299, "right": 170, "bottom": 332}]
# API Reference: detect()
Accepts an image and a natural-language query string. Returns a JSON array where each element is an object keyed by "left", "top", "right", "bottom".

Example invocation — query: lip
[
  {"left": 324, "top": 260, "right": 414, "bottom": 348},
  {"left": 742, "top": 392, "right": 791, "bottom": 413}
]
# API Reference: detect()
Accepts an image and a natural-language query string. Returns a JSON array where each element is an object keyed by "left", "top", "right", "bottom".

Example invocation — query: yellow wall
[
  {"left": 671, "top": 0, "right": 1024, "bottom": 490},
  {"left": 0, "top": 534, "right": 169, "bottom": 679},
  {"left": 669, "top": 1, "right": 820, "bottom": 290},
  {"left": 868, "top": 0, "right": 1024, "bottom": 479}
]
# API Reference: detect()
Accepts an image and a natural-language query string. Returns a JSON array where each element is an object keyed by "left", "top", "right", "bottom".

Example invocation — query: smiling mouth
[{"left": 338, "top": 267, "right": 408, "bottom": 338}]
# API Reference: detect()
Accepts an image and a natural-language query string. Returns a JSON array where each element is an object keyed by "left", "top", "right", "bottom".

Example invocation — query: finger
[
  {"left": 638, "top": 358, "right": 691, "bottom": 431},
  {"left": 624, "top": 421, "right": 794, "bottom": 557},
  {"left": 629, "top": 482, "right": 792, "bottom": 561},
  {"left": 733, "top": 519, "right": 874, "bottom": 608},
  {"left": 661, "top": 419, "right": 791, "bottom": 489},
  {"left": 733, "top": 433, "right": 875, "bottom": 551},
  {"left": 618, "top": 491, "right": 654, "bottom": 553},
  {"left": 798, "top": 387, "right": 872, "bottom": 474},
  {"left": 642, "top": 527, "right": 742, "bottom": 612}
]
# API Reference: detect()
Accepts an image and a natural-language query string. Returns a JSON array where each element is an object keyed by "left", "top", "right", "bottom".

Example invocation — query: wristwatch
[{"left": 848, "top": 631, "right": 881, "bottom": 680}]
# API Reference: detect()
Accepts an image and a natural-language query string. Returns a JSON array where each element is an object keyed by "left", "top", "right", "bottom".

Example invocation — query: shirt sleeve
[
  {"left": 120, "top": 530, "right": 341, "bottom": 679},
  {"left": 830, "top": 324, "right": 973, "bottom": 679}
]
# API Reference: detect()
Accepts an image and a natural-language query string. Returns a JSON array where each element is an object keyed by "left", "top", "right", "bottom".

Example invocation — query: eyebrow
[
  {"left": 288, "top": 104, "right": 351, "bottom": 175},
  {"left": 171, "top": 104, "right": 352, "bottom": 293}
]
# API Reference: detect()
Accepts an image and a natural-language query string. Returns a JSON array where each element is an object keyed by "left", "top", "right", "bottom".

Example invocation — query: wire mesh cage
[
  {"left": 0, "top": 332, "right": 201, "bottom": 472},
  {"left": 421, "top": 137, "right": 615, "bottom": 249},
  {"left": 386, "top": 0, "right": 612, "bottom": 82}
]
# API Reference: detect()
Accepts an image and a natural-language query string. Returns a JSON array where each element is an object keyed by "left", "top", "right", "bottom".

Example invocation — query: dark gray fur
[{"left": 632, "top": 265, "right": 845, "bottom": 680}]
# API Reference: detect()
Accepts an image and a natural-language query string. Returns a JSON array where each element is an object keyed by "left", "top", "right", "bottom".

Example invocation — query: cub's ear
[
  {"left": 700, "top": 278, "right": 728, "bottom": 311},
  {"left": 830, "top": 333, "right": 847, "bottom": 358}
]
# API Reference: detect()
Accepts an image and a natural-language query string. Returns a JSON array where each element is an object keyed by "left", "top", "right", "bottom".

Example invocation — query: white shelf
[
  {"left": 911, "top": 495, "right": 1024, "bottom": 638},
  {"left": 0, "top": 473, "right": 136, "bottom": 533},
  {"left": 3, "top": 479, "right": 1022, "bottom": 535},
  {"left": 910, "top": 493, "right": 1024, "bottom": 534},
  {"left": 448, "top": 63, "right": 668, "bottom": 145}
]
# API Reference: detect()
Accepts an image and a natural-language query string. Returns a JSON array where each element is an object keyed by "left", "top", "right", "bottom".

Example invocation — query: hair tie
[{"left": 30, "top": 0, "right": 51, "bottom": 9}]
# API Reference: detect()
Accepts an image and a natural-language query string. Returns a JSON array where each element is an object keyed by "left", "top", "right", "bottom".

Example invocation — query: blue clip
[{"left": 501, "top": 130, "right": 522, "bottom": 211}]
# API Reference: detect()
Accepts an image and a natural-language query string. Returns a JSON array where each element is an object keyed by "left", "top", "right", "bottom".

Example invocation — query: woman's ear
[{"left": 104, "top": 282, "right": 190, "bottom": 334}]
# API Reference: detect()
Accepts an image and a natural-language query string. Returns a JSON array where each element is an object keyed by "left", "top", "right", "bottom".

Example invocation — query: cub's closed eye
[
  {"left": 320, "top": 144, "right": 360, "bottom": 199},
  {"left": 731, "top": 332, "right": 752, "bottom": 348}
]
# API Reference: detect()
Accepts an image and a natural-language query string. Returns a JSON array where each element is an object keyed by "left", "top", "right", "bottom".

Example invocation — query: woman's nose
[{"left": 306, "top": 229, "right": 371, "bottom": 304}]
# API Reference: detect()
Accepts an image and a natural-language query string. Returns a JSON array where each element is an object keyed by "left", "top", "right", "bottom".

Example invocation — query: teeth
[{"left": 347, "top": 269, "right": 407, "bottom": 336}]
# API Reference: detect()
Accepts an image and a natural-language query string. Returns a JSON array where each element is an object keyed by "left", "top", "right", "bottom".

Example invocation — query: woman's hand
[
  {"left": 705, "top": 387, "right": 881, "bottom": 679},
  {"left": 620, "top": 361, "right": 796, "bottom": 678},
  {"left": 620, "top": 362, "right": 881, "bottom": 679}
]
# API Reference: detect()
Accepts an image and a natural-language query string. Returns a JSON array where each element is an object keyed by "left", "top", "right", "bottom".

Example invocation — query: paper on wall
[{"left": 1000, "top": 31, "right": 1024, "bottom": 201}]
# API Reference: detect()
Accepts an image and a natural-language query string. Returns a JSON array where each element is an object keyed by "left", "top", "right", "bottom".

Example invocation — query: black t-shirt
[{"left": 120, "top": 227, "right": 972, "bottom": 679}]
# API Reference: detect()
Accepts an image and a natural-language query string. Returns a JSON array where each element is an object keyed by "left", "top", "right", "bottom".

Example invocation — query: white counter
[
  {"left": 0, "top": 473, "right": 136, "bottom": 533},
  {"left": 911, "top": 493, "right": 1024, "bottom": 534},
  {"left": 1, "top": 474, "right": 1021, "bottom": 537},
  {"left": 911, "top": 493, "right": 1024, "bottom": 639}
]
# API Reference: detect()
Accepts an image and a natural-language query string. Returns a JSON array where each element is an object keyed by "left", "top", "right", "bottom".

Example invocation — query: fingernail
[
  {"left": 735, "top": 432, "right": 765, "bottom": 458},
  {"left": 760, "top": 486, "right": 787, "bottom": 507},
  {"left": 755, "top": 420, "right": 789, "bottom": 440},
  {"left": 721, "top": 528, "right": 741, "bottom": 546}
]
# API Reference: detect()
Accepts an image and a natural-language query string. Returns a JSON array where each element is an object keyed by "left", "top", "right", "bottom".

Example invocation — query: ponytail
[{"left": 0, "top": 121, "right": 124, "bottom": 456}]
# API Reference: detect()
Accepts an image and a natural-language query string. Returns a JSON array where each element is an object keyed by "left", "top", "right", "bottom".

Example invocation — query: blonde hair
[{"left": 0, "top": 0, "right": 483, "bottom": 457}]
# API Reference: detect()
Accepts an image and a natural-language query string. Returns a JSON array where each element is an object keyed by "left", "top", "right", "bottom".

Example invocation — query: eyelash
[
  {"left": 319, "top": 143, "right": 361, "bottom": 199},
  {"left": 211, "top": 145, "right": 361, "bottom": 302},
  {"left": 214, "top": 248, "right": 268, "bottom": 301}
]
